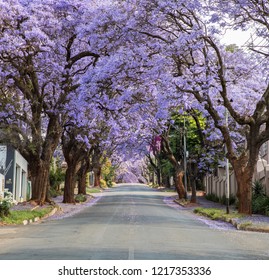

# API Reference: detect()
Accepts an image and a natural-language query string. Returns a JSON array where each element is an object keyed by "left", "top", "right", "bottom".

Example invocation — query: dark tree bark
[
  {"left": 62, "top": 130, "right": 87, "bottom": 203},
  {"left": 174, "top": 169, "right": 185, "bottom": 199},
  {"left": 77, "top": 157, "right": 91, "bottom": 195},
  {"left": 93, "top": 166, "right": 101, "bottom": 187},
  {"left": 29, "top": 162, "right": 50, "bottom": 204},
  {"left": 161, "top": 134, "right": 186, "bottom": 199},
  {"left": 230, "top": 153, "right": 257, "bottom": 215},
  {"left": 190, "top": 176, "right": 197, "bottom": 203},
  {"left": 189, "top": 161, "right": 198, "bottom": 203},
  {"left": 26, "top": 116, "right": 62, "bottom": 204},
  {"left": 92, "top": 145, "right": 103, "bottom": 187},
  {"left": 77, "top": 168, "right": 87, "bottom": 195},
  {"left": 162, "top": 174, "right": 171, "bottom": 188},
  {"left": 63, "top": 163, "right": 77, "bottom": 204}
]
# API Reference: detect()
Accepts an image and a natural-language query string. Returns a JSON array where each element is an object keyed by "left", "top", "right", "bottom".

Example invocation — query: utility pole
[
  {"left": 183, "top": 117, "right": 188, "bottom": 199},
  {"left": 225, "top": 109, "right": 230, "bottom": 214}
]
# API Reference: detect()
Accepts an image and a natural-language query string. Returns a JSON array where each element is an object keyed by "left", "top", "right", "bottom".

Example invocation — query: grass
[
  {"left": 86, "top": 187, "right": 103, "bottom": 194},
  {"left": 237, "top": 221, "right": 253, "bottom": 230},
  {"left": 194, "top": 207, "right": 269, "bottom": 233},
  {"left": 0, "top": 207, "right": 54, "bottom": 225},
  {"left": 193, "top": 207, "right": 244, "bottom": 222},
  {"left": 240, "top": 222, "right": 269, "bottom": 232}
]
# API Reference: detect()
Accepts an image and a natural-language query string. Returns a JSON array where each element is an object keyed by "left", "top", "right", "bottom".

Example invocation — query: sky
[{"left": 220, "top": 29, "right": 252, "bottom": 47}]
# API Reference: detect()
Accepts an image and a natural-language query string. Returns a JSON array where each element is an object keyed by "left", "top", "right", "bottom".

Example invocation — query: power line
[{"left": 241, "top": 28, "right": 269, "bottom": 57}]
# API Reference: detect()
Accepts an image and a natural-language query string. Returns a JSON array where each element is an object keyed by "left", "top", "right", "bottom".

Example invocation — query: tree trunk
[
  {"left": 190, "top": 176, "right": 197, "bottom": 203},
  {"left": 234, "top": 165, "right": 253, "bottom": 215},
  {"left": 78, "top": 163, "right": 89, "bottom": 195},
  {"left": 78, "top": 173, "right": 87, "bottom": 195},
  {"left": 94, "top": 166, "right": 101, "bottom": 187},
  {"left": 156, "top": 168, "right": 161, "bottom": 186},
  {"left": 62, "top": 132, "right": 89, "bottom": 203},
  {"left": 63, "top": 163, "right": 77, "bottom": 203},
  {"left": 163, "top": 174, "right": 171, "bottom": 188},
  {"left": 160, "top": 135, "right": 186, "bottom": 197},
  {"left": 29, "top": 161, "right": 50, "bottom": 205},
  {"left": 175, "top": 169, "right": 185, "bottom": 199},
  {"left": 166, "top": 176, "right": 171, "bottom": 188},
  {"left": 24, "top": 116, "right": 62, "bottom": 205}
]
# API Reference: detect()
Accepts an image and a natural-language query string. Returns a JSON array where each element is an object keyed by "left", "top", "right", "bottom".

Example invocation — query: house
[
  {"left": 0, "top": 145, "right": 29, "bottom": 202},
  {"left": 204, "top": 141, "right": 269, "bottom": 199},
  {"left": 0, "top": 172, "right": 4, "bottom": 198}
]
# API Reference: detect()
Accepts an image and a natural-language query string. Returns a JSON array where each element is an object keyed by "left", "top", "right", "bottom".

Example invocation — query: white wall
[
  {"left": 0, "top": 173, "right": 5, "bottom": 197},
  {"left": 13, "top": 150, "right": 28, "bottom": 201},
  {"left": 0, "top": 145, "right": 7, "bottom": 172}
]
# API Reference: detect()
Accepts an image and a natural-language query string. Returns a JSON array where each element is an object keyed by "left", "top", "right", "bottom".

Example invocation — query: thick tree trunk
[
  {"left": 166, "top": 176, "right": 171, "bottom": 188},
  {"left": 162, "top": 174, "right": 171, "bottom": 188},
  {"left": 156, "top": 168, "right": 161, "bottom": 186},
  {"left": 29, "top": 161, "right": 50, "bottom": 204},
  {"left": 234, "top": 166, "right": 253, "bottom": 215},
  {"left": 175, "top": 169, "right": 185, "bottom": 199},
  {"left": 78, "top": 164, "right": 88, "bottom": 195},
  {"left": 62, "top": 133, "right": 88, "bottom": 203},
  {"left": 190, "top": 176, "right": 197, "bottom": 203},
  {"left": 24, "top": 116, "right": 62, "bottom": 205},
  {"left": 160, "top": 135, "right": 186, "bottom": 197},
  {"left": 78, "top": 174, "right": 87, "bottom": 195},
  {"left": 229, "top": 149, "right": 258, "bottom": 215},
  {"left": 94, "top": 166, "right": 101, "bottom": 187},
  {"left": 63, "top": 164, "right": 77, "bottom": 203}
]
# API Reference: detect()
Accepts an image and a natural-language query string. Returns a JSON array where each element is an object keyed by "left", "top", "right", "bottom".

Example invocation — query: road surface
[{"left": 0, "top": 184, "right": 269, "bottom": 259}]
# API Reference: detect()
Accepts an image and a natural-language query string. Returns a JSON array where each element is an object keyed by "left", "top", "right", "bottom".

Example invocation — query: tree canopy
[{"left": 0, "top": 0, "right": 268, "bottom": 213}]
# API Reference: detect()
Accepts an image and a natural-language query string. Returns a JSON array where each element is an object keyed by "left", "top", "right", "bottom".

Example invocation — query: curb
[
  {"left": 232, "top": 219, "right": 269, "bottom": 233},
  {"left": 194, "top": 211, "right": 269, "bottom": 234},
  {"left": 173, "top": 199, "right": 269, "bottom": 234},
  {"left": 22, "top": 207, "right": 58, "bottom": 225}
]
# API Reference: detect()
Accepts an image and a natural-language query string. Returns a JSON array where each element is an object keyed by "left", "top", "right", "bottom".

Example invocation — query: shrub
[
  {"left": 101, "top": 159, "right": 116, "bottom": 188},
  {"left": 48, "top": 187, "right": 62, "bottom": 198},
  {"left": 49, "top": 158, "right": 65, "bottom": 198},
  {"left": 252, "top": 180, "right": 265, "bottom": 197},
  {"left": 205, "top": 193, "right": 219, "bottom": 203},
  {"left": 206, "top": 193, "right": 236, "bottom": 205},
  {"left": 252, "top": 180, "right": 269, "bottom": 215},
  {"left": 0, "top": 191, "right": 16, "bottom": 218},
  {"left": 252, "top": 195, "right": 269, "bottom": 215},
  {"left": 49, "top": 169, "right": 65, "bottom": 188},
  {"left": 100, "top": 179, "right": 107, "bottom": 188},
  {"left": 75, "top": 194, "right": 87, "bottom": 203},
  {"left": 220, "top": 194, "right": 237, "bottom": 205}
]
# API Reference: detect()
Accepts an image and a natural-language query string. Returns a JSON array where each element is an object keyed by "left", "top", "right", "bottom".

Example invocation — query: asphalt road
[{"left": 0, "top": 184, "right": 269, "bottom": 260}]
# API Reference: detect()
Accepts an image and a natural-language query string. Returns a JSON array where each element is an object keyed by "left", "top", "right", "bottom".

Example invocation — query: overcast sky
[{"left": 220, "top": 29, "right": 252, "bottom": 47}]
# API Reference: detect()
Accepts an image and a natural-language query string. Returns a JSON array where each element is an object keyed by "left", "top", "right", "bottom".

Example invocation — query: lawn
[{"left": 0, "top": 206, "right": 54, "bottom": 225}]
